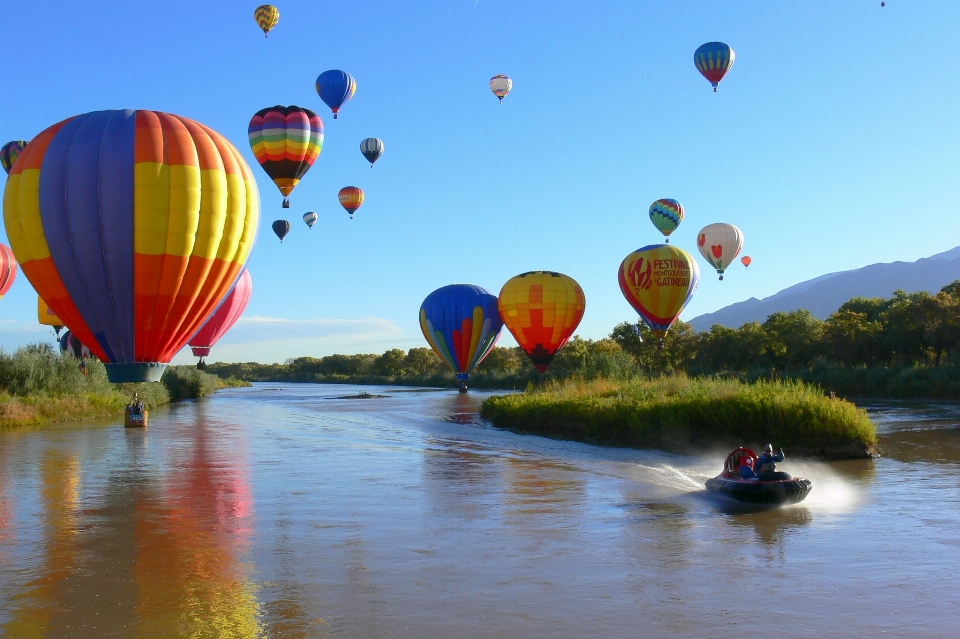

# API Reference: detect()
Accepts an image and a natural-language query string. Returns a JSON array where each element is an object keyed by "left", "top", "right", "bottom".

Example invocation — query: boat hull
[
  {"left": 124, "top": 407, "right": 147, "bottom": 428},
  {"left": 705, "top": 475, "right": 811, "bottom": 505}
]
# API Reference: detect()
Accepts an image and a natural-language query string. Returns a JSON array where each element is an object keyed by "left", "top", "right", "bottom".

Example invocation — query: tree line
[{"left": 208, "top": 282, "right": 960, "bottom": 397}]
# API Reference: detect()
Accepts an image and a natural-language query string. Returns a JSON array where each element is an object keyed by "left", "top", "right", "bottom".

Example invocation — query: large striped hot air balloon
[
  {"left": 498, "top": 271, "right": 585, "bottom": 374},
  {"left": 649, "top": 199, "right": 684, "bottom": 242},
  {"left": 315, "top": 70, "right": 357, "bottom": 119},
  {"left": 0, "top": 243, "right": 16, "bottom": 300},
  {"left": 248, "top": 105, "right": 323, "bottom": 209},
  {"left": 697, "top": 223, "right": 743, "bottom": 280},
  {"left": 338, "top": 187, "right": 364, "bottom": 219},
  {"left": 1, "top": 141, "right": 28, "bottom": 174},
  {"left": 189, "top": 269, "right": 252, "bottom": 367},
  {"left": 420, "top": 284, "right": 503, "bottom": 392},
  {"left": 618, "top": 244, "right": 700, "bottom": 338},
  {"left": 3, "top": 109, "right": 260, "bottom": 382},
  {"left": 694, "top": 42, "right": 735, "bottom": 91},
  {"left": 254, "top": 5, "right": 279, "bottom": 37}
]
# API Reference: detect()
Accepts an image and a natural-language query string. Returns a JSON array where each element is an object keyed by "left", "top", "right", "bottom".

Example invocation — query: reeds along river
[{"left": 0, "top": 385, "right": 958, "bottom": 638}]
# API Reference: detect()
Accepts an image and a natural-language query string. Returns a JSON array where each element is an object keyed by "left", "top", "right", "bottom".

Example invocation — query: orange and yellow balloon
[
  {"left": 618, "top": 244, "right": 700, "bottom": 337},
  {"left": 338, "top": 186, "right": 364, "bottom": 219},
  {"left": 498, "top": 271, "right": 585, "bottom": 374}
]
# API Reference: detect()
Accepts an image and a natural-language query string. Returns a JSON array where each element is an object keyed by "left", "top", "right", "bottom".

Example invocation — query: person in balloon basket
[{"left": 756, "top": 444, "right": 789, "bottom": 481}]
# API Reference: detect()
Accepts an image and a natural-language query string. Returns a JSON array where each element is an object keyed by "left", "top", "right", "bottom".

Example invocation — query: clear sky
[{"left": 2, "top": 0, "right": 959, "bottom": 363}]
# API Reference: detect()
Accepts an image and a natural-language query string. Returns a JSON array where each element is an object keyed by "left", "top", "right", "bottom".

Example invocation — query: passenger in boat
[
  {"left": 757, "top": 444, "right": 788, "bottom": 480},
  {"left": 739, "top": 456, "right": 758, "bottom": 480}
]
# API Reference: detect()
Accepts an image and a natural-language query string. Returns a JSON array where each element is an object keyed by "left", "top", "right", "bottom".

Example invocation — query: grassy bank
[
  {"left": 0, "top": 345, "right": 250, "bottom": 429},
  {"left": 480, "top": 376, "right": 878, "bottom": 460}
]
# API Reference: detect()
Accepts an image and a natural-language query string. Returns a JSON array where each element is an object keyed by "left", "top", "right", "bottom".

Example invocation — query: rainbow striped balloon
[
  {"left": 694, "top": 42, "right": 735, "bottom": 91},
  {"left": 248, "top": 105, "right": 324, "bottom": 208},
  {"left": 2, "top": 110, "right": 260, "bottom": 382},
  {"left": 420, "top": 284, "right": 503, "bottom": 387},
  {"left": 1, "top": 141, "right": 28, "bottom": 174},
  {"left": 648, "top": 199, "right": 684, "bottom": 241},
  {"left": 618, "top": 244, "right": 699, "bottom": 337}
]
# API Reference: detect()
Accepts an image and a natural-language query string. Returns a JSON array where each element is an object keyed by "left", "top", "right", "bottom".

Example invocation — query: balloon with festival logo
[
  {"left": 697, "top": 223, "right": 743, "bottom": 280},
  {"left": 498, "top": 271, "right": 585, "bottom": 374},
  {"left": 618, "top": 244, "right": 700, "bottom": 338},
  {"left": 419, "top": 284, "right": 503, "bottom": 392}
]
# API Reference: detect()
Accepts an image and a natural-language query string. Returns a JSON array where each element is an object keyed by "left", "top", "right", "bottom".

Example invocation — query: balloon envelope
[
  {"left": 248, "top": 105, "right": 323, "bottom": 208},
  {"left": 254, "top": 5, "right": 279, "bottom": 36},
  {"left": 303, "top": 211, "right": 318, "bottom": 228},
  {"left": 619, "top": 244, "right": 700, "bottom": 337},
  {"left": 315, "top": 70, "right": 357, "bottom": 119},
  {"left": 419, "top": 284, "right": 503, "bottom": 382},
  {"left": 0, "top": 243, "right": 16, "bottom": 300},
  {"left": 694, "top": 42, "right": 735, "bottom": 91},
  {"left": 38, "top": 295, "right": 64, "bottom": 330},
  {"left": 3, "top": 109, "right": 259, "bottom": 382},
  {"left": 59, "top": 330, "right": 91, "bottom": 359},
  {"left": 741, "top": 256, "right": 752, "bottom": 268},
  {"left": 649, "top": 199, "right": 684, "bottom": 241},
  {"left": 338, "top": 187, "right": 364, "bottom": 218},
  {"left": 1, "top": 141, "right": 28, "bottom": 174},
  {"left": 498, "top": 271, "right": 585, "bottom": 374},
  {"left": 697, "top": 223, "right": 744, "bottom": 279},
  {"left": 189, "top": 269, "right": 252, "bottom": 357},
  {"left": 490, "top": 75, "right": 513, "bottom": 102},
  {"left": 360, "top": 138, "right": 383, "bottom": 167},
  {"left": 272, "top": 220, "right": 291, "bottom": 241}
]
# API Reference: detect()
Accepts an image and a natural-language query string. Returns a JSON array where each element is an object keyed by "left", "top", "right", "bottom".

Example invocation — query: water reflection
[{"left": 723, "top": 505, "right": 813, "bottom": 546}]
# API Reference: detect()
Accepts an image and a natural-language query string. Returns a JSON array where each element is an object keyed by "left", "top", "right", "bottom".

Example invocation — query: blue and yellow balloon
[{"left": 419, "top": 284, "right": 503, "bottom": 392}]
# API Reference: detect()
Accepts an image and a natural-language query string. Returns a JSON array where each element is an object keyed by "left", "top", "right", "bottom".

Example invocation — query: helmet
[
  {"left": 741, "top": 457, "right": 754, "bottom": 467},
  {"left": 764, "top": 444, "right": 774, "bottom": 453}
]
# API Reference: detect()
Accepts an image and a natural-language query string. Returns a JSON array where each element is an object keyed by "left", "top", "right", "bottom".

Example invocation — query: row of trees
[{"left": 209, "top": 283, "right": 960, "bottom": 389}]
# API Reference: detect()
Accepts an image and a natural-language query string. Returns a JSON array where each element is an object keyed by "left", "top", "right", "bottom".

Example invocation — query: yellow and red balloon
[{"left": 618, "top": 244, "right": 700, "bottom": 337}]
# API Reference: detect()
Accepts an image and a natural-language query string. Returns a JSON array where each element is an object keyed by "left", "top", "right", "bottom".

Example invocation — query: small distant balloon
[
  {"left": 694, "top": 42, "right": 735, "bottom": 92},
  {"left": 0, "top": 243, "right": 16, "bottom": 301},
  {"left": 59, "top": 330, "right": 91, "bottom": 359},
  {"left": 316, "top": 70, "right": 357, "bottom": 119},
  {"left": 697, "top": 223, "right": 744, "bottom": 280},
  {"left": 360, "top": 138, "right": 384, "bottom": 167},
  {"left": 1, "top": 140, "right": 28, "bottom": 174},
  {"left": 490, "top": 75, "right": 513, "bottom": 103},
  {"left": 741, "top": 256, "right": 752, "bottom": 268},
  {"left": 38, "top": 296, "right": 65, "bottom": 337},
  {"left": 339, "top": 187, "right": 364, "bottom": 219},
  {"left": 254, "top": 5, "right": 279, "bottom": 37},
  {"left": 273, "top": 220, "right": 291, "bottom": 242},
  {"left": 248, "top": 105, "right": 324, "bottom": 209},
  {"left": 303, "top": 211, "right": 318, "bottom": 229},
  {"left": 649, "top": 199, "right": 684, "bottom": 243}
]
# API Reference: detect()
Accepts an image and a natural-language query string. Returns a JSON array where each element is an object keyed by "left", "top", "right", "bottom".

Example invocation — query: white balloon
[
  {"left": 697, "top": 223, "right": 744, "bottom": 280},
  {"left": 489, "top": 74, "right": 513, "bottom": 102}
]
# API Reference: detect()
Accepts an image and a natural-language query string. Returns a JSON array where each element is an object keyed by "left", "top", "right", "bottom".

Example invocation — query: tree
[
  {"left": 763, "top": 310, "right": 824, "bottom": 374},
  {"left": 823, "top": 310, "right": 884, "bottom": 366},
  {"left": 373, "top": 349, "right": 407, "bottom": 377},
  {"left": 476, "top": 346, "right": 526, "bottom": 373},
  {"left": 404, "top": 348, "right": 444, "bottom": 376}
]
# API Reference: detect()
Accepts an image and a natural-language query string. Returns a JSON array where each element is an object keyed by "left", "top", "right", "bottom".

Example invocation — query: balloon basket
[{"left": 282, "top": 199, "right": 290, "bottom": 209}]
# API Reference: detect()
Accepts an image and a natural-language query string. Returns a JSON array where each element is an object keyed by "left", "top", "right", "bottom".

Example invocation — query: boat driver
[{"left": 756, "top": 444, "right": 784, "bottom": 477}]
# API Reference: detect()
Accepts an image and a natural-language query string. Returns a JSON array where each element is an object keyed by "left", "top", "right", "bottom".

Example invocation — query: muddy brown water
[{"left": 0, "top": 385, "right": 958, "bottom": 638}]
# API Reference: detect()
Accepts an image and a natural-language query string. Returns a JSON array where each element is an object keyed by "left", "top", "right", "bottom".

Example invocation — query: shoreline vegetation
[
  {"left": 0, "top": 344, "right": 250, "bottom": 429},
  {"left": 480, "top": 377, "right": 878, "bottom": 460}
]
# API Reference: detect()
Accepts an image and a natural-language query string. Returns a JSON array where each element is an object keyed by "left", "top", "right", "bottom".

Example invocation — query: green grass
[{"left": 480, "top": 375, "right": 878, "bottom": 459}]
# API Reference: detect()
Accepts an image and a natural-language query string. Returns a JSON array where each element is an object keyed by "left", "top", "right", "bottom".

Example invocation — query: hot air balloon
[
  {"left": 649, "top": 199, "right": 684, "bottom": 243},
  {"left": 0, "top": 243, "right": 16, "bottom": 300},
  {"left": 360, "top": 138, "right": 383, "bottom": 167},
  {"left": 1, "top": 141, "right": 28, "bottom": 174},
  {"left": 618, "top": 244, "right": 700, "bottom": 339},
  {"left": 420, "top": 284, "right": 504, "bottom": 392},
  {"left": 338, "top": 187, "right": 364, "bottom": 219},
  {"left": 189, "top": 269, "right": 252, "bottom": 369},
  {"left": 248, "top": 105, "right": 323, "bottom": 209},
  {"left": 694, "top": 42, "right": 735, "bottom": 92},
  {"left": 38, "top": 296, "right": 65, "bottom": 337},
  {"left": 3, "top": 109, "right": 259, "bottom": 382},
  {"left": 741, "top": 256, "right": 752, "bottom": 268},
  {"left": 498, "top": 271, "right": 585, "bottom": 375},
  {"left": 272, "top": 220, "right": 291, "bottom": 241},
  {"left": 697, "top": 223, "right": 744, "bottom": 280},
  {"left": 490, "top": 75, "right": 513, "bottom": 103},
  {"left": 59, "top": 330, "right": 91, "bottom": 359},
  {"left": 303, "top": 211, "right": 318, "bottom": 229},
  {"left": 254, "top": 5, "right": 279, "bottom": 37},
  {"left": 315, "top": 70, "right": 357, "bottom": 119}
]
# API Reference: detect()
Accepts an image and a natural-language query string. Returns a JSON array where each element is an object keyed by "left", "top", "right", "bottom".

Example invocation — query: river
[{"left": 0, "top": 384, "right": 957, "bottom": 638}]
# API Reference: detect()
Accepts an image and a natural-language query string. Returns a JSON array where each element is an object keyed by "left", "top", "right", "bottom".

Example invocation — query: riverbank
[
  {"left": 480, "top": 376, "right": 878, "bottom": 460},
  {"left": 0, "top": 346, "right": 250, "bottom": 429}
]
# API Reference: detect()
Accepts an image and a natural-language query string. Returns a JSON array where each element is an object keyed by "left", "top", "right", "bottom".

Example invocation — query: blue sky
[{"left": 2, "top": 0, "right": 959, "bottom": 363}]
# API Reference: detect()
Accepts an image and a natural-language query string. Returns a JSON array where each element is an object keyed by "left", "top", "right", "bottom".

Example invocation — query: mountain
[{"left": 688, "top": 247, "right": 960, "bottom": 331}]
